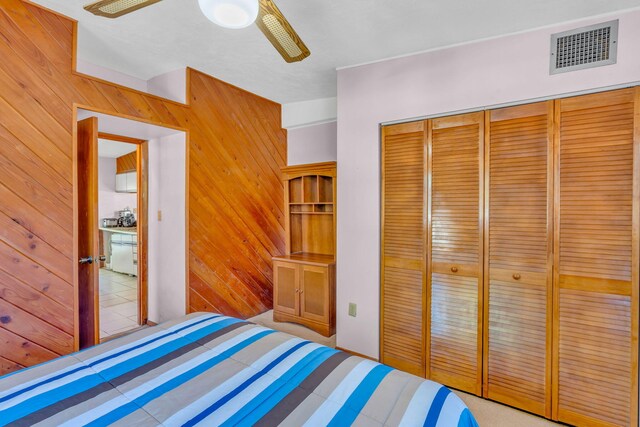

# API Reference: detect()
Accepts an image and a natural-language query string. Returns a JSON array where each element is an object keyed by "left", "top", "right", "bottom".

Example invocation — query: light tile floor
[{"left": 99, "top": 268, "right": 139, "bottom": 339}]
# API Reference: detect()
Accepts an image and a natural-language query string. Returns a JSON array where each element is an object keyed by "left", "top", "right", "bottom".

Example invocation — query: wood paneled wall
[
  {"left": 0, "top": 0, "right": 286, "bottom": 374},
  {"left": 116, "top": 151, "right": 137, "bottom": 173}
]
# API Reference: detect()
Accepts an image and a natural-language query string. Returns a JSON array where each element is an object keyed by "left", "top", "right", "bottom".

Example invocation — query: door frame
[
  {"left": 73, "top": 104, "right": 189, "bottom": 351},
  {"left": 98, "top": 132, "right": 149, "bottom": 328},
  {"left": 73, "top": 119, "right": 151, "bottom": 349}
]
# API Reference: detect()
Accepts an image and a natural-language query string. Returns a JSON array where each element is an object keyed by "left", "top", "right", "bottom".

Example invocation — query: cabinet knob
[
  {"left": 295, "top": 289, "right": 300, "bottom": 293},
  {"left": 513, "top": 273, "right": 521, "bottom": 280},
  {"left": 451, "top": 266, "right": 458, "bottom": 273}
]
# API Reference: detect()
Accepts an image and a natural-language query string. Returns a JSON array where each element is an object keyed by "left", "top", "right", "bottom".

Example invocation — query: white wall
[
  {"left": 147, "top": 133, "right": 187, "bottom": 323},
  {"left": 282, "top": 97, "right": 337, "bottom": 129},
  {"left": 98, "top": 157, "right": 137, "bottom": 222},
  {"left": 77, "top": 60, "right": 187, "bottom": 104},
  {"left": 147, "top": 69, "right": 187, "bottom": 104},
  {"left": 77, "top": 59, "right": 148, "bottom": 92},
  {"left": 287, "top": 121, "right": 337, "bottom": 166},
  {"left": 336, "top": 10, "right": 640, "bottom": 358}
]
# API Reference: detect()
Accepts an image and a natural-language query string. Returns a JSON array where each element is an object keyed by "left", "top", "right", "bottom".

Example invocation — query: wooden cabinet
[
  {"left": 273, "top": 255, "right": 335, "bottom": 336},
  {"left": 273, "top": 260, "right": 298, "bottom": 316},
  {"left": 379, "top": 87, "right": 640, "bottom": 427},
  {"left": 273, "top": 162, "right": 336, "bottom": 337}
]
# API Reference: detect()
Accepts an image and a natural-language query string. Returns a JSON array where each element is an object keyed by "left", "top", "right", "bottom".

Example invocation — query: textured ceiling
[
  {"left": 31, "top": 0, "right": 640, "bottom": 103},
  {"left": 98, "top": 139, "right": 137, "bottom": 158}
]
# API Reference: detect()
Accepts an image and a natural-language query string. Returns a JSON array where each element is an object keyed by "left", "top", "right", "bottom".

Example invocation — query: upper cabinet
[
  {"left": 115, "top": 171, "right": 137, "bottom": 193},
  {"left": 115, "top": 151, "right": 137, "bottom": 193}
]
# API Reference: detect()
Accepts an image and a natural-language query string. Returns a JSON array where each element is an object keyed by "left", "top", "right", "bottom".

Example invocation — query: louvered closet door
[
  {"left": 554, "top": 88, "right": 639, "bottom": 427},
  {"left": 381, "top": 121, "right": 427, "bottom": 376},
  {"left": 484, "top": 102, "right": 553, "bottom": 417},
  {"left": 428, "top": 112, "right": 483, "bottom": 395}
]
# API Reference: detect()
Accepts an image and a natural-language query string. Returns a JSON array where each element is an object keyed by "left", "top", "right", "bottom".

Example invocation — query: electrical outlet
[
  {"left": 157, "top": 210, "right": 162, "bottom": 221},
  {"left": 348, "top": 303, "right": 357, "bottom": 317}
]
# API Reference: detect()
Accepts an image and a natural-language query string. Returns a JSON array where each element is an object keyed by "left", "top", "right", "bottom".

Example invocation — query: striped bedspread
[{"left": 0, "top": 313, "right": 478, "bottom": 426}]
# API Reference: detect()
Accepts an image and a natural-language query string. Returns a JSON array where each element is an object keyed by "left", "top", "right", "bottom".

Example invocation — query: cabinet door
[
  {"left": 273, "top": 261, "right": 299, "bottom": 316},
  {"left": 300, "top": 265, "right": 329, "bottom": 323},
  {"left": 428, "top": 112, "right": 484, "bottom": 395},
  {"left": 554, "top": 88, "right": 639, "bottom": 427},
  {"left": 380, "top": 121, "right": 427, "bottom": 377},
  {"left": 126, "top": 171, "right": 137, "bottom": 193},
  {"left": 485, "top": 102, "right": 553, "bottom": 417},
  {"left": 116, "top": 173, "right": 127, "bottom": 193}
]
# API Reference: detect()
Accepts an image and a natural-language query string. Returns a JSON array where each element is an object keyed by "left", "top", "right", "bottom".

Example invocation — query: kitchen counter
[{"left": 99, "top": 227, "right": 137, "bottom": 235}]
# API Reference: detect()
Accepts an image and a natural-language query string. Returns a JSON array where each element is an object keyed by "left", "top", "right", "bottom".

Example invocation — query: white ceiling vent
[{"left": 550, "top": 20, "right": 618, "bottom": 75}]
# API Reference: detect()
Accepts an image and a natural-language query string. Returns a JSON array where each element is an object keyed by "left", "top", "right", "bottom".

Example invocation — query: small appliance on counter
[
  {"left": 102, "top": 218, "right": 119, "bottom": 228},
  {"left": 117, "top": 209, "right": 137, "bottom": 228}
]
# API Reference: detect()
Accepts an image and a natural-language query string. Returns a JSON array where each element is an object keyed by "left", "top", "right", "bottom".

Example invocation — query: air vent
[{"left": 550, "top": 20, "right": 618, "bottom": 74}]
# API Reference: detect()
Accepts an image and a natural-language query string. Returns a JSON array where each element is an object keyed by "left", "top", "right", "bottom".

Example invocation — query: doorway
[
  {"left": 76, "top": 118, "right": 149, "bottom": 348},
  {"left": 75, "top": 108, "right": 187, "bottom": 349},
  {"left": 96, "top": 133, "right": 148, "bottom": 340}
]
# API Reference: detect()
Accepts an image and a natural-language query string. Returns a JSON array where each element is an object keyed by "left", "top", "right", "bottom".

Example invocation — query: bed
[{"left": 0, "top": 313, "right": 478, "bottom": 426}]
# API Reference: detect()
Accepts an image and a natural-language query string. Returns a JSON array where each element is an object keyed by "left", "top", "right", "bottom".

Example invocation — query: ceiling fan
[{"left": 83, "top": 0, "right": 311, "bottom": 63}]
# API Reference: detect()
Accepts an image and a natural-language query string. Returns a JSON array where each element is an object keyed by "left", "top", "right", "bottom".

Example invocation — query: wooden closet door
[
  {"left": 484, "top": 102, "right": 553, "bottom": 417},
  {"left": 381, "top": 121, "right": 427, "bottom": 376},
  {"left": 553, "top": 88, "right": 639, "bottom": 427},
  {"left": 428, "top": 112, "right": 484, "bottom": 395}
]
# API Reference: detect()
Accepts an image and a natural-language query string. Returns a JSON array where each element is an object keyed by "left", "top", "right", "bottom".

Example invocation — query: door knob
[{"left": 79, "top": 256, "right": 93, "bottom": 265}]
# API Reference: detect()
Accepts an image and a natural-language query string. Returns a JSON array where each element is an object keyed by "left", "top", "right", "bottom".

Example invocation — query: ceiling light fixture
[{"left": 198, "top": 0, "right": 259, "bottom": 29}]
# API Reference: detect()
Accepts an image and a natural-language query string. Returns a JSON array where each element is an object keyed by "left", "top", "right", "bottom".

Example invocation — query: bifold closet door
[
  {"left": 554, "top": 88, "right": 639, "bottom": 427},
  {"left": 428, "top": 112, "right": 483, "bottom": 395},
  {"left": 380, "top": 121, "right": 427, "bottom": 376},
  {"left": 484, "top": 102, "right": 553, "bottom": 417}
]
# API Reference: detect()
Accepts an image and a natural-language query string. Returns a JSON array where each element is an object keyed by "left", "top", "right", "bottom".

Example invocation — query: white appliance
[{"left": 111, "top": 233, "right": 138, "bottom": 276}]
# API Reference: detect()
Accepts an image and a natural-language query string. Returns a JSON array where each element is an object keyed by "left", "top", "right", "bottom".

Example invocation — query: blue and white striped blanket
[{"left": 0, "top": 313, "right": 478, "bottom": 426}]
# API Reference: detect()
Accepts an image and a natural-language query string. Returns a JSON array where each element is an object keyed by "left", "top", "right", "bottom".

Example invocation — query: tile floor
[{"left": 99, "top": 268, "right": 139, "bottom": 339}]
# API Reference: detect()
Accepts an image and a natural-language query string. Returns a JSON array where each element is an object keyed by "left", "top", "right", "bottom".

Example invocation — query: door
[
  {"left": 484, "top": 102, "right": 553, "bottom": 416},
  {"left": 380, "top": 121, "right": 427, "bottom": 377},
  {"left": 553, "top": 88, "right": 639, "bottom": 426},
  {"left": 76, "top": 117, "right": 100, "bottom": 349},
  {"left": 273, "top": 261, "right": 299, "bottom": 316},
  {"left": 428, "top": 112, "right": 484, "bottom": 395},
  {"left": 300, "top": 264, "right": 328, "bottom": 323}
]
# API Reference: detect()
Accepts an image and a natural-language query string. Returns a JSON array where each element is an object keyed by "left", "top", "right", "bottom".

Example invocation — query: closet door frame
[
  {"left": 482, "top": 101, "right": 554, "bottom": 417},
  {"left": 426, "top": 112, "right": 485, "bottom": 395}
]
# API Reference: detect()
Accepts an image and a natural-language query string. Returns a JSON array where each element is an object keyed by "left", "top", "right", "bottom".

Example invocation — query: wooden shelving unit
[{"left": 273, "top": 161, "right": 336, "bottom": 336}]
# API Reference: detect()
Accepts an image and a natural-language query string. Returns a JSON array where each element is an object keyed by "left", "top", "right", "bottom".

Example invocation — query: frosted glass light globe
[{"left": 198, "top": 0, "right": 259, "bottom": 29}]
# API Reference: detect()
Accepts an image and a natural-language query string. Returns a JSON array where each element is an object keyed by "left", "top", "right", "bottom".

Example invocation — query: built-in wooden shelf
[{"left": 273, "top": 161, "right": 337, "bottom": 337}]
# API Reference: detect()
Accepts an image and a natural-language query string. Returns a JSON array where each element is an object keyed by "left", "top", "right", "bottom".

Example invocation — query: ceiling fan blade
[
  {"left": 84, "top": 0, "right": 163, "bottom": 18},
  {"left": 256, "top": 0, "right": 310, "bottom": 63}
]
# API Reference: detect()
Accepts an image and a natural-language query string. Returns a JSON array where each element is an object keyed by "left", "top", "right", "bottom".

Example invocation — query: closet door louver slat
[
  {"left": 428, "top": 112, "right": 484, "bottom": 395},
  {"left": 553, "top": 88, "right": 639, "bottom": 427},
  {"left": 484, "top": 102, "right": 553, "bottom": 417},
  {"left": 380, "top": 121, "right": 427, "bottom": 376}
]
